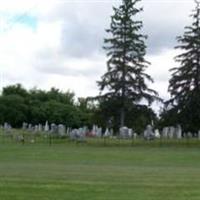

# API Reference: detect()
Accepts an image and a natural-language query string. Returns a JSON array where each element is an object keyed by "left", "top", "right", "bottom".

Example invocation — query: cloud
[
  {"left": 34, "top": 55, "right": 105, "bottom": 77},
  {"left": 146, "top": 49, "right": 180, "bottom": 101},
  {"left": 141, "top": 0, "right": 194, "bottom": 54},
  {"left": 0, "top": 0, "right": 196, "bottom": 107}
]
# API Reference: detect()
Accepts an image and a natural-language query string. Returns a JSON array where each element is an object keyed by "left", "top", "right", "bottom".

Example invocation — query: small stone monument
[
  {"left": 22, "top": 122, "right": 28, "bottom": 130},
  {"left": 34, "top": 125, "right": 39, "bottom": 133},
  {"left": 28, "top": 124, "right": 33, "bottom": 132},
  {"left": 168, "top": 126, "right": 175, "bottom": 139},
  {"left": 162, "top": 127, "right": 169, "bottom": 138},
  {"left": 38, "top": 124, "right": 43, "bottom": 132},
  {"left": 120, "top": 127, "right": 130, "bottom": 139},
  {"left": 44, "top": 121, "right": 49, "bottom": 132},
  {"left": 58, "top": 124, "right": 66, "bottom": 136},
  {"left": 96, "top": 127, "right": 102, "bottom": 137},
  {"left": 155, "top": 129, "right": 160, "bottom": 139},
  {"left": 50, "top": 123, "right": 57, "bottom": 134},
  {"left": 144, "top": 125, "right": 155, "bottom": 140},
  {"left": 104, "top": 128, "right": 110, "bottom": 137},
  {"left": 175, "top": 125, "right": 182, "bottom": 139}
]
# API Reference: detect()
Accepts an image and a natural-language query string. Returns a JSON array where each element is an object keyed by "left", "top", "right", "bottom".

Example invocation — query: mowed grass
[{"left": 1, "top": 140, "right": 200, "bottom": 199}]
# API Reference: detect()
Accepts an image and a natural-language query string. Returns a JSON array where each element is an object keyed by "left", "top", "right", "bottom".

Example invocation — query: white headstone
[
  {"left": 119, "top": 127, "right": 129, "bottom": 139},
  {"left": 44, "top": 121, "right": 49, "bottom": 132},
  {"left": 176, "top": 125, "right": 182, "bottom": 139},
  {"left": 168, "top": 127, "right": 175, "bottom": 139},
  {"left": 22, "top": 122, "right": 27, "bottom": 130},
  {"left": 58, "top": 124, "right": 66, "bottom": 136},
  {"left": 162, "top": 127, "right": 169, "bottom": 138},
  {"left": 34, "top": 125, "right": 39, "bottom": 133},
  {"left": 133, "top": 132, "right": 137, "bottom": 139},
  {"left": 104, "top": 128, "right": 110, "bottom": 137},
  {"left": 155, "top": 129, "right": 160, "bottom": 138},
  {"left": 51, "top": 123, "right": 57, "bottom": 134},
  {"left": 38, "top": 124, "right": 42, "bottom": 132},
  {"left": 96, "top": 127, "right": 102, "bottom": 137},
  {"left": 144, "top": 125, "right": 155, "bottom": 140},
  {"left": 128, "top": 129, "right": 133, "bottom": 138}
]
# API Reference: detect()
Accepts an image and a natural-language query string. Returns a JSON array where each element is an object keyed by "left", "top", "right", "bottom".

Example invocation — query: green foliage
[
  {"left": 165, "top": 1, "right": 200, "bottom": 132},
  {"left": 93, "top": 98, "right": 157, "bottom": 134},
  {"left": 0, "top": 83, "right": 154, "bottom": 131},
  {"left": 0, "top": 84, "right": 93, "bottom": 128},
  {"left": 0, "top": 95, "right": 28, "bottom": 126},
  {"left": 2, "top": 83, "right": 28, "bottom": 98},
  {"left": 98, "top": 0, "right": 159, "bottom": 127}
]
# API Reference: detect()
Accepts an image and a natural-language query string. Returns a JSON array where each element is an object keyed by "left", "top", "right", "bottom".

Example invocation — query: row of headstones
[
  {"left": 144, "top": 125, "right": 200, "bottom": 140},
  {"left": 69, "top": 125, "right": 113, "bottom": 141},
  {"left": 120, "top": 125, "right": 200, "bottom": 140},
  {"left": 22, "top": 122, "right": 67, "bottom": 136},
  {"left": 3, "top": 122, "right": 200, "bottom": 141},
  {"left": 2, "top": 121, "right": 119, "bottom": 139},
  {"left": 144, "top": 125, "right": 183, "bottom": 140},
  {"left": 0, "top": 122, "right": 12, "bottom": 133},
  {"left": 22, "top": 122, "right": 106, "bottom": 138},
  {"left": 70, "top": 126, "right": 138, "bottom": 140}
]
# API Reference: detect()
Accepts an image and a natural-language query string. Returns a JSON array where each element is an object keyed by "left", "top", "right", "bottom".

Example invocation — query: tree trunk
[{"left": 120, "top": 106, "right": 125, "bottom": 127}]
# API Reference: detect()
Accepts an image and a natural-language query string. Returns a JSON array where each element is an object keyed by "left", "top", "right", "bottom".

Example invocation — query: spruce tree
[
  {"left": 168, "top": 0, "right": 200, "bottom": 131},
  {"left": 98, "top": 0, "right": 158, "bottom": 127}
]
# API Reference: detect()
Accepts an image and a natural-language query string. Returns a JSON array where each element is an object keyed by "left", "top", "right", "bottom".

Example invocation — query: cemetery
[
  {"left": 2, "top": 121, "right": 200, "bottom": 146},
  {"left": 2, "top": 0, "right": 200, "bottom": 199},
  {"left": 1, "top": 123, "right": 200, "bottom": 200},
  {"left": 1, "top": 119, "right": 200, "bottom": 199}
]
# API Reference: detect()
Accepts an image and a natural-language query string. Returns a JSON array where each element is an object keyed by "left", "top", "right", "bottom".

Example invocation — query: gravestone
[
  {"left": 92, "top": 125, "right": 98, "bottom": 136},
  {"left": 22, "top": 122, "right": 28, "bottom": 130},
  {"left": 133, "top": 132, "right": 137, "bottom": 139},
  {"left": 168, "top": 127, "right": 175, "bottom": 139},
  {"left": 162, "top": 127, "right": 169, "bottom": 138},
  {"left": 66, "top": 127, "right": 71, "bottom": 136},
  {"left": 58, "top": 124, "right": 66, "bottom": 136},
  {"left": 69, "top": 129, "right": 76, "bottom": 140},
  {"left": 104, "top": 128, "right": 110, "bottom": 137},
  {"left": 28, "top": 124, "right": 33, "bottom": 132},
  {"left": 154, "top": 129, "right": 160, "bottom": 138},
  {"left": 120, "top": 127, "right": 131, "bottom": 139},
  {"left": 44, "top": 121, "right": 49, "bottom": 132},
  {"left": 70, "top": 128, "right": 86, "bottom": 141},
  {"left": 4, "top": 122, "right": 9, "bottom": 130},
  {"left": 4, "top": 122, "right": 11, "bottom": 134},
  {"left": 96, "top": 127, "right": 102, "bottom": 137},
  {"left": 38, "top": 124, "right": 43, "bottom": 132},
  {"left": 144, "top": 125, "right": 155, "bottom": 140},
  {"left": 50, "top": 123, "right": 57, "bottom": 134},
  {"left": 175, "top": 125, "right": 182, "bottom": 139},
  {"left": 34, "top": 125, "right": 39, "bottom": 133},
  {"left": 128, "top": 128, "right": 133, "bottom": 138}
]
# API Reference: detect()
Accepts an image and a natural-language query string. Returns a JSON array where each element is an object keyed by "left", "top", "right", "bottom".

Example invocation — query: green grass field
[{"left": 1, "top": 134, "right": 200, "bottom": 199}]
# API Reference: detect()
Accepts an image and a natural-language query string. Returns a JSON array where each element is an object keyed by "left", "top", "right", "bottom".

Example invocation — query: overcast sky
[{"left": 0, "top": 0, "right": 195, "bottom": 109}]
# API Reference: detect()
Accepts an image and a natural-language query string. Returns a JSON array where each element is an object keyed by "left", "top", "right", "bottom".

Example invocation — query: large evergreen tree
[
  {"left": 168, "top": 0, "right": 200, "bottom": 131},
  {"left": 98, "top": 0, "right": 158, "bottom": 127}
]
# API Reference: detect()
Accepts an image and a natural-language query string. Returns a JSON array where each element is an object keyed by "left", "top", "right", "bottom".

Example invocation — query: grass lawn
[{"left": 0, "top": 139, "right": 200, "bottom": 199}]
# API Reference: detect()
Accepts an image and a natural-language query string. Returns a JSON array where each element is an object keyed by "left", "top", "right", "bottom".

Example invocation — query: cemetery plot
[{"left": 1, "top": 122, "right": 200, "bottom": 147}]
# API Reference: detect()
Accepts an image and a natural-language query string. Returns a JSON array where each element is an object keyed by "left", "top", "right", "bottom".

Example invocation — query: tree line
[
  {"left": 1, "top": 0, "right": 200, "bottom": 133},
  {"left": 0, "top": 84, "right": 155, "bottom": 133}
]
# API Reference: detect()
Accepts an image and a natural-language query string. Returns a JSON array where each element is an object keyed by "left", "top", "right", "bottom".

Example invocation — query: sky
[{"left": 0, "top": 0, "right": 195, "bottom": 111}]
